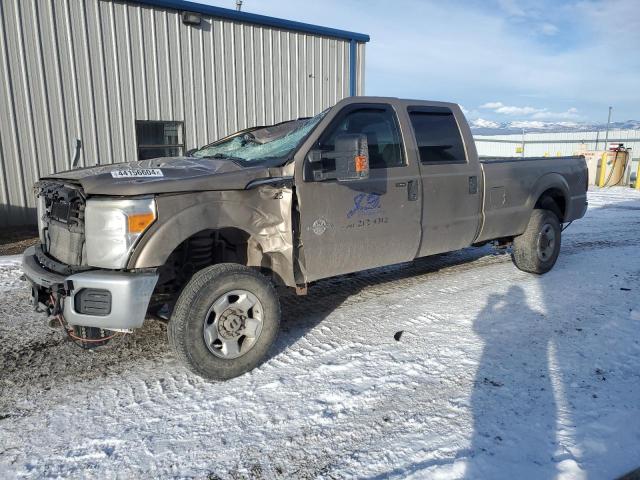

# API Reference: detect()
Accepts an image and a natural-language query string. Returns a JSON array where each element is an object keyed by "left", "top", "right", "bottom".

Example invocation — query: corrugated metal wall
[
  {"left": 475, "top": 129, "right": 640, "bottom": 158},
  {"left": 0, "top": 0, "right": 366, "bottom": 226},
  {"left": 474, "top": 129, "right": 640, "bottom": 184}
]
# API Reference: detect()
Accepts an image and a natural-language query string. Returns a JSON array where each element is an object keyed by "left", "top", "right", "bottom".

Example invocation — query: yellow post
[
  {"left": 636, "top": 159, "right": 640, "bottom": 190},
  {"left": 598, "top": 152, "right": 608, "bottom": 187}
]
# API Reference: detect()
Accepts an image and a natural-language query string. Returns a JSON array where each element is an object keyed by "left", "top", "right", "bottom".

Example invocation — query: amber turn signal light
[
  {"left": 355, "top": 155, "right": 368, "bottom": 173},
  {"left": 127, "top": 212, "right": 156, "bottom": 233}
]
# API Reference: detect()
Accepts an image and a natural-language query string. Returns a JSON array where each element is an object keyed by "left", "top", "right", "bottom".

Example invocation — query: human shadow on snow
[{"left": 465, "top": 285, "right": 558, "bottom": 479}]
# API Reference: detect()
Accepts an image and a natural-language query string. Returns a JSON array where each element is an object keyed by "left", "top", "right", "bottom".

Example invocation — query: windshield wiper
[
  {"left": 197, "top": 152, "right": 255, "bottom": 166},
  {"left": 199, "top": 153, "right": 245, "bottom": 162}
]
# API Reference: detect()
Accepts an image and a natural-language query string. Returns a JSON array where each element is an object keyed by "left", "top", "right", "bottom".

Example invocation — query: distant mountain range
[{"left": 470, "top": 119, "right": 640, "bottom": 136}]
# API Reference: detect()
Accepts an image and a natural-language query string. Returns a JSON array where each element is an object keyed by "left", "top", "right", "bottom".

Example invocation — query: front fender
[{"left": 128, "top": 187, "right": 295, "bottom": 286}]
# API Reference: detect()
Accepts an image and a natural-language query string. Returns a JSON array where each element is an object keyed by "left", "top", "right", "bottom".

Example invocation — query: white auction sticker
[{"left": 111, "top": 168, "right": 164, "bottom": 178}]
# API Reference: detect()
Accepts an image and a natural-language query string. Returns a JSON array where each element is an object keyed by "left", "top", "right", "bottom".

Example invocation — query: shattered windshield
[{"left": 192, "top": 109, "right": 329, "bottom": 165}]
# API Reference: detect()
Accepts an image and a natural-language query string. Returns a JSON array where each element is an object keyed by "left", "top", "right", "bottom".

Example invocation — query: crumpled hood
[{"left": 44, "top": 157, "right": 272, "bottom": 196}]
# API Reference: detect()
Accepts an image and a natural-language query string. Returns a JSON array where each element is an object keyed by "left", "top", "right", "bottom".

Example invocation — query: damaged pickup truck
[{"left": 22, "top": 97, "right": 588, "bottom": 380}]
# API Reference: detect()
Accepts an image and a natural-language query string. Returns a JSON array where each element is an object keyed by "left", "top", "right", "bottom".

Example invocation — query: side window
[
  {"left": 319, "top": 107, "right": 404, "bottom": 169},
  {"left": 408, "top": 108, "right": 466, "bottom": 164}
]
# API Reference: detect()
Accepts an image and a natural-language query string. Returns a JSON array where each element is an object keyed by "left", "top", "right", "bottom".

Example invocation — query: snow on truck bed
[{"left": 1, "top": 188, "right": 639, "bottom": 479}]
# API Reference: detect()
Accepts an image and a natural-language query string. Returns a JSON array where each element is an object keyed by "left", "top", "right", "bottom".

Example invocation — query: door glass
[
  {"left": 408, "top": 108, "right": 466, "bottom": 163},
  {"left": 319, "top": 108, "right": 404, "bottom": 169}
]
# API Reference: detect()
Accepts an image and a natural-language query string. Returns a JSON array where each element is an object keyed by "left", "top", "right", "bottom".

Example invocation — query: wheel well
[
  {"left": 151, "top": 228, "right": 251, "bottom": 307},
  {"left": 535, "top": 188, "right": 566, "bottom": 222}
]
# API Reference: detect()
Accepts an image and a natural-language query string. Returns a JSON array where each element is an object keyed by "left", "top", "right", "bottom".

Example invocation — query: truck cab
[{"left": 293, "top": 97, "right": 484, "bottom": 281}]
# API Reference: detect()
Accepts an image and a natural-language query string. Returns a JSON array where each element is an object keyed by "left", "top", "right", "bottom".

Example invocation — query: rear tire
[
  {"left": 168, "top": 263, "right": 280, "bottom": 380},
  {"left": 511, "top": 209, "right": 561, "bottom": 274}
]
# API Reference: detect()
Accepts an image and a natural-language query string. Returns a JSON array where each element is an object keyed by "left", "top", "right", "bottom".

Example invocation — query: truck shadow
[{"left": 0, "top": 245, "right": 501, "bottom": 402}]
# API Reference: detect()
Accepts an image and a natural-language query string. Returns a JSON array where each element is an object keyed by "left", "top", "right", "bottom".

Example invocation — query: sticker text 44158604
[{"left": 111, "top": 169, "right": 164, "bottom": 178}]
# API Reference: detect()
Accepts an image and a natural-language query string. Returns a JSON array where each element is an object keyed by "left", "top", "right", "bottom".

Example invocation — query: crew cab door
[
  {"left": 294, "top": 102, "right": 422, "bottom": 283},
  {"left": 405, "top": 105, "right": 482, "bottom": 256}
]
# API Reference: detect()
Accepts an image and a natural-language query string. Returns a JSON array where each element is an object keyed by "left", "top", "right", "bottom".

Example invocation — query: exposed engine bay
[
  {"left": 31, "top": 181, "right": 118, "bottom": 347},
  {"left": 36, "top": 180, "right": 88, "bottom": 268}
]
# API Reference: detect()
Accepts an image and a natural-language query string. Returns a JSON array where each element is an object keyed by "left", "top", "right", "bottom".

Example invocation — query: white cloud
[
  {"left": 480, "top": 102, "right": 505, "bottom": 109},
  {"left": 531, "top": 107, "right": 580, "bottom": 120},
  {"left": 226, "top": 0, "right": 640, "bottom": 121},
  {"left": 539, "top": 22, "right": 559, "bottom": 36},
  {"left": 480, "top": 102, "right": 542, "bottom": 116},
  {"left": 497, "top": 105, "right": 541, "bottom": 115},
  {"left": 471, "top": 118, "right": 500, "bottom": 129},
  {"left": 480, "top": 102, "right": 582, "bottom": 121}
]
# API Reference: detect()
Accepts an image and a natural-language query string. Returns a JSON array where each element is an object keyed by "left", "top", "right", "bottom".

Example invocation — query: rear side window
[
  {"left": 408, "top": 107, "right": 466, "bottom": 164},
  {"left": 319, "top": 107, "right": 405, "bottom": 169}
]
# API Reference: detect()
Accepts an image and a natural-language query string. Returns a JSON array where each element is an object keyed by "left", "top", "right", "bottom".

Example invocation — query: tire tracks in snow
[{"left": 0, "top": 205, "right": 637, "bottom": 421}]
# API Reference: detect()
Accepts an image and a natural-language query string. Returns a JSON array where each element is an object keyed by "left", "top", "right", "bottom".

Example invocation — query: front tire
[
  {"left": 511, "top": 209, "right": 561, "bottom": 274},
  {"left": 168, "top": 263, "right": 280, "bottom": 380}
]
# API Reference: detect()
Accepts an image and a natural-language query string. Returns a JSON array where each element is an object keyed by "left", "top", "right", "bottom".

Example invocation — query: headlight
[{"left": 85, "top": 197, "right": 156, "bottom": 268}]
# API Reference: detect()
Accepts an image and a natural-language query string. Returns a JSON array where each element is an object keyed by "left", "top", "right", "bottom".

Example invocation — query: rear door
[
  {"left": 295, "top": 101, "right": 422, "bottom": 282},
  {"left": 406, "top": 105, "right": 482, "bottom": 256}
]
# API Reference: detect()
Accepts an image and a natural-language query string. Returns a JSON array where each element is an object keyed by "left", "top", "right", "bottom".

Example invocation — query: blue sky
[{"left": 201, "top": 0, "right": 639, "bottom": 125}]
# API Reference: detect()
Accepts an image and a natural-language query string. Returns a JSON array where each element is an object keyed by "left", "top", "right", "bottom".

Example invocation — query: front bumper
[{"left": 22, "top": 245, "right": 158, "bottom": 330}]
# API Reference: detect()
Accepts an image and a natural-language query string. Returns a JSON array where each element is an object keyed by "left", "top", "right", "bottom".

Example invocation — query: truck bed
[{"left": 475, "top": 155, "right": 588, "bottom": 243}]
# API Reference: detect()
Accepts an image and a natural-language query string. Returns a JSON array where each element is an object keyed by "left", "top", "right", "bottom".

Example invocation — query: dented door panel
[{"left": 293, "top": 97, "right": 422, "bottom": 283}]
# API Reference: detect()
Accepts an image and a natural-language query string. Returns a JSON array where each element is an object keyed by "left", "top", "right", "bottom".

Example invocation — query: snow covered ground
[{"left": 1, "top": 188, "right": 639, "bottom": 479}]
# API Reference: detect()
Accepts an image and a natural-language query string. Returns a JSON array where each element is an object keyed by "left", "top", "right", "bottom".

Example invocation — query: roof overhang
[{"left": 128, "top": 0, "right": 370, "bottom": 42}]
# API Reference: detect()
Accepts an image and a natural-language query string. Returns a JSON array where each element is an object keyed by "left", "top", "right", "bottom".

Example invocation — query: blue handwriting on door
[{"left": 347, "top": 193, "right": 381, "bottom": 218}]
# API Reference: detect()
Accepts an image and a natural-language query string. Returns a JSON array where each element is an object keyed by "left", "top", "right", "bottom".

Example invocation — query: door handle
[
  {"left": 395, "top": 182, "right": 407, "bottom": 187},
  {"left": 407, "top": 180, "right": 418, "bottom": 201},
  {"left": 469, "top": 176, "right": 478, "bottom": 194}
]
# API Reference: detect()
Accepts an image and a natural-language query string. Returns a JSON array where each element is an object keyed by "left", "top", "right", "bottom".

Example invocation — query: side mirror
[
  {"left": 185, "top": 148, "right": 198, "bottom": 157},
  {"left": 306, "top": 133, "right": 369, "bottom": 182},
  {"left": 334, "top": 134, "right": 369, "bottom": 182}
]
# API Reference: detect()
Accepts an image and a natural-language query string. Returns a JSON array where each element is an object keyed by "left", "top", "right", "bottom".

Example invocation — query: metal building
[
  {"left": 474, "top": 129, "right": 640, "bottom": 184},
  {"left": 0, "top": 0, "right": 369, "bottom": 227},
  {"left": 475, "top": 129, "right": 640, "bottom": 158}
]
